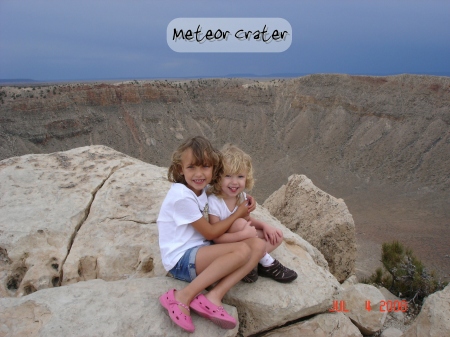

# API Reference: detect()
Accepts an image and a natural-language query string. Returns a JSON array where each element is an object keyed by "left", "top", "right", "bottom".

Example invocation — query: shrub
[{"left": 364, "top": 241, "right": 447, "bottom": 305}]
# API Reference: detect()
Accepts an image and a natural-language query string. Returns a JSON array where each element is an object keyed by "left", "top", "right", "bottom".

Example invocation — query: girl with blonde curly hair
[{"left": 208, "top": 144, "right": 297, "bottom": 283}]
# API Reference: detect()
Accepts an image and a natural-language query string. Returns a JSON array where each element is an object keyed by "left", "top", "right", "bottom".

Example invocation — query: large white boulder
[
  {"left": 260, "top": 312, "right": 363, "bottom": 337},
  {"left": 62, "top": 163, "right": 169, "bottom": 284},
  {"left": 381, "top": 327, "right": 404, "bottom": 337},
  {"left": 403, "top": 283, "right": 450, "bottom": 337},
  {"left": 339, "top": 283, "right": 387, "bottom": 335},
  {"left": 263, "top": 174, "right": 356, "bottom": 282},
  {"left": 0, "top": 277, "right": 239, "bottom": 337},
  {"left": 0, "top": 146, "right": 141, "bottom": 297},
  {"left": 0, "top": 146, "right": 343, "bottom": 336},
  {"left": 226, "top": 207, "right": 340, "bottom": 336}
]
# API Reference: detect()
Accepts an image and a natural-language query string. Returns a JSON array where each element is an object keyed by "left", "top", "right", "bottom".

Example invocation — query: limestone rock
[
  {"left": 342, "top": 275, "right": 359, "bottom": 289},
  {"left": 0, "top": 277, "right": 239, "bottom": 337},
  {"left": 62, "top": 163, "right": 169, "bottom": 284},
  {"left": 377, "top": 287, "right": 406, "bottom": 322},
  {"left": 381, "top": 327, "right": 404, "bottom": 337},
  {"left": 0, "top": 146, "right": 343, "bottom": 336},
  {"left": 378, "top": 286, "right": 401, "bottom": 302},
  {"left": 260, "top": 312, "right": 363, "bottom": 337},
  {"left": 403, "top": 283, "right": 450, "bottom": 337},
  {"left": 253, "top": 206, "right": 329, "bottom": 270},
  {"left": 0, "top": 146, "right": 141, "bottom": 297},
  {"left": 263, "top": 174, "right": 356, "bottom": 282},
  {"left": 226, "top": 206, "right": 340, "bottom": 336},
  {"left": 338, "top": 283, "right": 387, "bottom": 335}
]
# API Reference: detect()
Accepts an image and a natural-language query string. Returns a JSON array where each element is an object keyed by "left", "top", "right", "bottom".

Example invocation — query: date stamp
[
  {"left": 377, "top": 300, "right": 408, "bottom": 312},
  {"left": 329, "top": 300, "right": 408, "bottom": 313}
]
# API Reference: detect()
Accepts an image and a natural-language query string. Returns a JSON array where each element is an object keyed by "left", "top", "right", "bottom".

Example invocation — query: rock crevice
[{"left": 59, "top": 165, "right": 123, "bottom": 286}]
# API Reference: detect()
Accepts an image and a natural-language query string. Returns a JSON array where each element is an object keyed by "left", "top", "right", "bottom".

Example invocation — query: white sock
[{"left": 259, "top": 253, "right": 275, "bottom": 267}]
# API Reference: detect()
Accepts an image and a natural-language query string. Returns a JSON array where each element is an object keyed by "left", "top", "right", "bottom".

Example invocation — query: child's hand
[
  {"left": 236, "top": 201, "right": 251, "bottom": 218},
  {"left": 263, "top": 226, "right": 283, "bottom": 245},
  {"left": 241, "top": 221, "right": 257, "bottom": 239},
  {"left": 246, "top": 194, "right": 256, "bottom": 213}
]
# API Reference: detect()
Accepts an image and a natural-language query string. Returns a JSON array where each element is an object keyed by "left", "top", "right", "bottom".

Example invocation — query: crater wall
[{"left": 1, "top": 74, "right": 449, "bottom": 279}]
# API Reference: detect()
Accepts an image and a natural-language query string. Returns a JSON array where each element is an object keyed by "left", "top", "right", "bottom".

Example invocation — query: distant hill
[
  {"left": 2, "top": 71, "right": 448, "bottom": 85},
  {"left": 0, "top": 79, "right": 38, "bottom": 85}
]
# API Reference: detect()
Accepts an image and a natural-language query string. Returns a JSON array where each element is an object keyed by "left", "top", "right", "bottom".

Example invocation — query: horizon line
[{"left": 1, "top": 71, "right": 450, "bottom": 85}]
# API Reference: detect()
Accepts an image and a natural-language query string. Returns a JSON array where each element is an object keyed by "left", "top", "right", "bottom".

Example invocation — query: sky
[{"left": 0, "top": 0, "right": 449, "bottom": 82}]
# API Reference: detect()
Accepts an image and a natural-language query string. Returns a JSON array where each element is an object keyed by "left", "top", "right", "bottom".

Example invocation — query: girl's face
[
  {"left": 220, "top": 170, "right": 247, "bottom": 199},
  {"left": 179, "top": 148, "right": 213, "bottom": 196}
]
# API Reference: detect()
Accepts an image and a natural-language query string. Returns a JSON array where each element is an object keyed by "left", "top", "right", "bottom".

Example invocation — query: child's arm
[
  {"left": 248, "top": 216, "right": 283, "bottom": 245},
  {"left": 191, "top": 201, "right": 249, "bottom": 240},
  {"left": 209, "top": 215, "right": 256, "bottom": 243}
]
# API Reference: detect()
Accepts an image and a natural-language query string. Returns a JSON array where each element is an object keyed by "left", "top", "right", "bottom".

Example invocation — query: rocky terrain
[
  {"left": 0, "top": 74, "right": 449, "bottom": 281},
  {"left": 1, "top": 146, "right": 448, "bottom": 336}
]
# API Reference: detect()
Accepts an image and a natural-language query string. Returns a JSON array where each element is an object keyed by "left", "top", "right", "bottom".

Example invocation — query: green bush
[{"left": 364, "top": 241, "right": 447, "bottom": 305}]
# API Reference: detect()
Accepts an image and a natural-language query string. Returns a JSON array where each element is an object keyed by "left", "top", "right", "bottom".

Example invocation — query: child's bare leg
[
  {"left": 174, "top": 238, "right": 265, "bottom": 309},
  {"left": 173, "top": 241, "right": 252, "bottom": 311},
  {"left": 201, "top": 237, "right": 265, "bottom": 305}
]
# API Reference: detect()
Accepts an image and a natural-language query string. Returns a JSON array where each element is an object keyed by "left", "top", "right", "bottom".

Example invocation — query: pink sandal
[
  {"left": 159, "top": 289, "right": 195, "bottom": 333},
  {"left": 190, "top": 293, "right": 237, "bottom": 329}
]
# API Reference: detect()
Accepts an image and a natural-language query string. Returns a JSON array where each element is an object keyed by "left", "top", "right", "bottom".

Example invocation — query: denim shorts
[{"left": 169, "top": 245, "right": 202, "bottom": 282}]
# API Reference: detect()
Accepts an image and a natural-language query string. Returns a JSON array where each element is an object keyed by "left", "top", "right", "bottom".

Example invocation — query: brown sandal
[{"left": 258, "top": 259, "right": 297, "bottom": 283}]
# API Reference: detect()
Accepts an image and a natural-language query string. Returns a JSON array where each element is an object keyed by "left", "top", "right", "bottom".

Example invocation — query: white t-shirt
[
  {"left": 208, "top": 192, "right": 247, "bottom": 221},
  {"left": 157, "top": 183, "right": 210, "bottom": 271}
]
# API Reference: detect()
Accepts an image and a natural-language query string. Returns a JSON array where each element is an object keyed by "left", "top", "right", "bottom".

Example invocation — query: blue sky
[{"left": 1, "top": 0, "right": 449, "bottom": 81}]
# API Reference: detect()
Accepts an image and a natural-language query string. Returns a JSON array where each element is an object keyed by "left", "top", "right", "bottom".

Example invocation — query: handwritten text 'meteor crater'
[{"left": 173, "top": 25, "right": 289, "bottom": 43}]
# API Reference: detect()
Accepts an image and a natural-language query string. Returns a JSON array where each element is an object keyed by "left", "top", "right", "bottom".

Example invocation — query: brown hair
[
  {"left": 210, "top": 144, "right": 254, "bottom": 196},
  {"left": 168, "top": 136, "right": 223, "bottom": 187}
]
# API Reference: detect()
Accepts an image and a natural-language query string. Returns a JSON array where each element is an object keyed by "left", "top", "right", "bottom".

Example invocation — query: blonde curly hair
[
  {"left": 209, "top": 144, "right": 254, "bottom": 196},
  {"left": 168, "top": 136, "right": 223, "bottom": 187}
]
